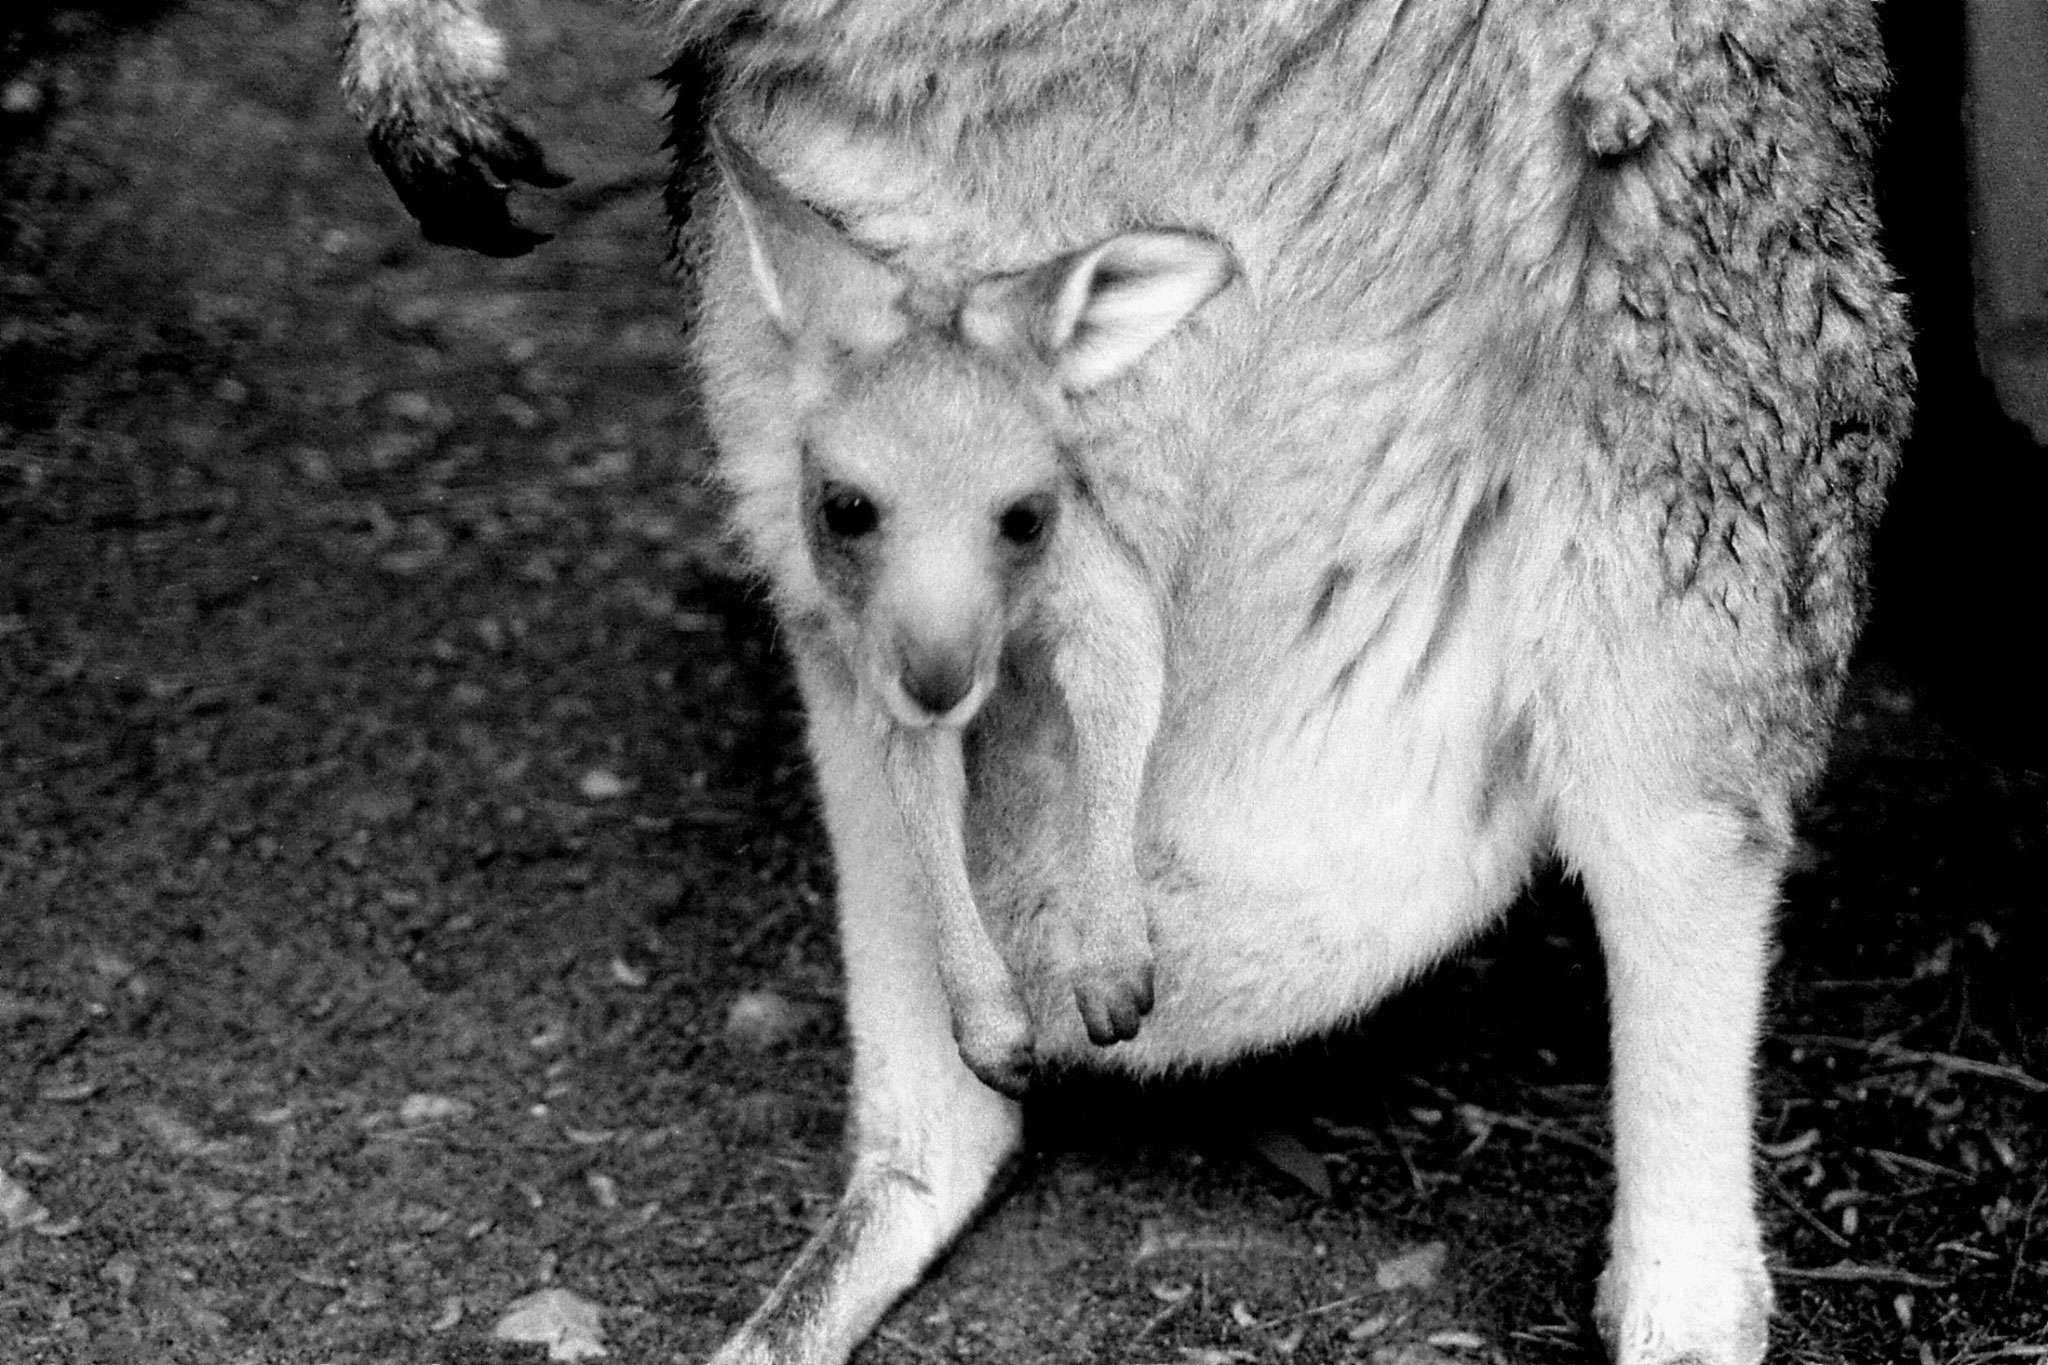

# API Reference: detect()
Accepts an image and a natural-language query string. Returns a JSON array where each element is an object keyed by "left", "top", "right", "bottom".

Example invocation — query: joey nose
[{"left": 897, "top": 637, "right": 979, "bottom": 722}]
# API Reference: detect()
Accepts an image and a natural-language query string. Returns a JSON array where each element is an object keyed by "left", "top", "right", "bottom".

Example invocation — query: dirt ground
[{"left": 2, "top": 3, "right": 2043, "bottom": 1364}]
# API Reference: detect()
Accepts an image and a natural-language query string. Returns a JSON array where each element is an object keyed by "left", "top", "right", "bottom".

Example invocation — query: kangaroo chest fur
[{"left": 959, "top": 331, "right": 1578, "bottom": 1073}]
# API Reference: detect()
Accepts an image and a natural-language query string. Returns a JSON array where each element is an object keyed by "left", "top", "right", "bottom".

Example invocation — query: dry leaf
[
  {"left": 1252, "top": 1128, "right": 1333, "bottom": 1200},
  {"left": 1348, "top": 1312, "right": 1395, "bottom": 1341},
  {"left": 1132, "top": 1220, "right": 1312, "bottom": 1263},
  {"left": 136, "top": 1103, "right": 233, "bottom": 1159},
  {"left": 494, "top": 1287, "right": 608, "bottom": 1362},
  {"left": 0, "top": 1169, "right": 49, "bottom": 1232},
  {"left": 1370, "top": 1347, "right": 1459, "bottom": 1365},
  {"left": 1424, "top": 1330, "right": 1488, "bottom": 1351},
  {"left": 38, "top": 1079, "right": 101, "bottom": 1103},
  {"left": 1373, "top": 1241, "right": 1448, "bottom": 1292},
  {"left": 0, "top": 990, "right": 59, "bottom": 1027}
]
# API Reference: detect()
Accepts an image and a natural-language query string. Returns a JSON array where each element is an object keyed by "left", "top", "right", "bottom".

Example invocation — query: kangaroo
[
  {"left": 341, "top": 3, "right": 1915, "bottom": 1364},
  {"left": 709, "top": 126, "right": 1236, "bottom": 1089}
]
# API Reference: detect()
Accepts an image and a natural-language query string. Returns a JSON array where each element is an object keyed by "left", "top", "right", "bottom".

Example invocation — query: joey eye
[
  {"left": 818, "top": 483, "right": 879, "bottom": 539},
  {"left": 998, "top": 496, "right": 1054, "bottom": 548}
]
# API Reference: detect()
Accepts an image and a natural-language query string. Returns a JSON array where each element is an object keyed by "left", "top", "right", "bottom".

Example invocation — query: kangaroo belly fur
[{"left": 683, "top": 0, "right": 1912, "bottom": 1070}]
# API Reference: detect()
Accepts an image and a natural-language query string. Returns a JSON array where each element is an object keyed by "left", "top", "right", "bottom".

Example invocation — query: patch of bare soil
[{"left": 2, "top": 4, "right": 2042, "bottom": 1364}]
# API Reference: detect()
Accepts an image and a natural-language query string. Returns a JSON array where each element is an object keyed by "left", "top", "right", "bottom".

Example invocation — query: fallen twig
[
  {"left": 1761, "top": 1171, "right": 1854, "bottom": 1251},
  {"left": 1130, "top": 1288, "right": 1194, "bottom": 1343},
  {"left": 1410, "top": 1079, "right": 1611, "bottom": 1163},
  {"left": 2009, "top": 1186, "right": 2045, "bottom": 1299},
  {"left": 1777, "top": 1034, "right": 2048, "bottom": 1094},
  {"left": 876, "top": 1327, "right": 946, "bottom": 1363},
  {"left": 1457, "top": 1104, "right": 1611, "bottom": 1164},
  {"left": 1242, "top": 1291, "right": 1379, "bottom": 1330},
  {"left": 1775, "top": 1260, "right": 1951, "bottom": 1289},
  {"left": 1869, "top": 1149, "right": 1970, "bottom": 1182}
]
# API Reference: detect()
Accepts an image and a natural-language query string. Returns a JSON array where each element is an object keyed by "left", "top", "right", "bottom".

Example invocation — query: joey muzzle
[{"left": 889, "top": 628, "right": 989, "bottom": 726}]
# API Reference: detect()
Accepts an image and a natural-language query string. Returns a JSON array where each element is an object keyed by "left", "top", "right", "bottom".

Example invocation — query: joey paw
[
  {"left": 954, "top": 1006, "right": 1036, "bottom": 1098},
  {"left": 1074, "top": 959, "right": 1155, "bottom": 1046},
  {"left": 957, "top": 1034, "right": 1035, "bottom": 1098}
]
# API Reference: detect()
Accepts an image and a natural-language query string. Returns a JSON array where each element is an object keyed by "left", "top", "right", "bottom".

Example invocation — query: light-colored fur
[
  {"left": 341, "top": 3, "right": 1914, "bottom": 1364},
  {"left": 713, "top": 127, "right": 1237, "bottom": 1086}
]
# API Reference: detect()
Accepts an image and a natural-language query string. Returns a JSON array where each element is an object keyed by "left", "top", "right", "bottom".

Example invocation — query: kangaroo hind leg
[{"left": 1565, "top": 797, "right": 1781, "bottom": 1365}]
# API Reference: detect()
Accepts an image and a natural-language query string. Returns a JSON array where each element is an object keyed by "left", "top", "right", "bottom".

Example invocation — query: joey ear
[
  {"left": 1039, "top": 230, "right": 1237, "bottom": 391},
  {"left": 709, "top": 124, "right": 904, "bottom": 346}
]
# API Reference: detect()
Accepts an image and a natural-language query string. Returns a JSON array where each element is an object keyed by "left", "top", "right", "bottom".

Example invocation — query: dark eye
[
  {"left": 818, "top": 483, "right": 879, "bottom": 539},
  {"left": 998, "top": 497, "right": 1053, "bottom": 548}
]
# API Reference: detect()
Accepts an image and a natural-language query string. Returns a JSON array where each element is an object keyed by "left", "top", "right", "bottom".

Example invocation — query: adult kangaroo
[{"left": 341, "top": 3, "right": 1913, "bottom": 1362}]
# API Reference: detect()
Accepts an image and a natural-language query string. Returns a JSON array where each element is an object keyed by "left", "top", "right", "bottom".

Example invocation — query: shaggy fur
[
  {"left": 339, "top": 0, "right": 569, "bottom": 255},
  {"left": 342, "top": 3, "right": 1913, "bottom": 1363}
]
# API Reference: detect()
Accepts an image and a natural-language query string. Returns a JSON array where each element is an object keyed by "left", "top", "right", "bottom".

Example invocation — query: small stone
[
  {"left": 724, "top": 990, "right": 804, "bottom": 1051},
  {"left": 385, "top": 391, "right": 441, "bottom": 425},
  {"left": 578, "top": 769, "right": 631, "bottom": 801},
  {"left": 398, "top": 1094, "right": 474, "bottom": 1127},
  {"left": 2, "top": 79, "right": 44, "bottom": 116},
  {"left": 289, "top": 448, "right": 336, "bottom": 484}
]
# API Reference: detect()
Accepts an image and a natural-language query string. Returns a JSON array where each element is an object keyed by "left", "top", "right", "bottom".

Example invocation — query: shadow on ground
[{"left": 2, "top": 4, "right": 2042, "bottom": 1363}]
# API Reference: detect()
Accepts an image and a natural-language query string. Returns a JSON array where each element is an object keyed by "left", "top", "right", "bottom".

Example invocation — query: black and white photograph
[{"left": 2, "top": 3, "right": 2042, "bottom": 1362}]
